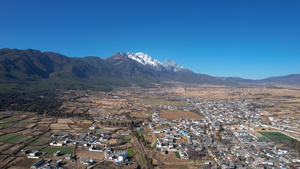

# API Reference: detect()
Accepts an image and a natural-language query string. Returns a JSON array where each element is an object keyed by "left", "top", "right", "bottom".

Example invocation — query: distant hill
[
  {"left": 223, "top": 74, "right": 300, "bottom": 85},
  {"left": 0, "top": 48, "right": 298, "bottom": 92}
]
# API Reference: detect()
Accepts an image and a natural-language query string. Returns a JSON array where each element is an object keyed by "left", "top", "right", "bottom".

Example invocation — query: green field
[
  {"left": 41, "top": 147, "right": 74, "bottom": 154},
  {"left": 258, "top": 131, "right": 292, "bottom": 142},
  {"left": 175, "top": 152, "right": 180, "bottom": 159},
  {"left": 96, "top": 130, "right": 104, "bottom": 133},
  {"left": 6, "top": 135, "right": 28, "bottom": 143},
  {"left": 258, "top": 136, "right": 270, "bottom": 141},
  {"left": 140, "top": 153, "right": 145, "bottom": 164},
  {"left": 0, "top": 123, "right": 12, "bottom": 128},
  {"left": 152, "top": 142, "right": 157, "bottom": 149},
  {"left": 0, "top": 134, "right": 28, "bottom": 142},
  {"left": 137, "top": 130, "right": 144, "bottom": 136},
  {"left": 127, "top": 148, "right": 135, "bottom": 157},
  {"left": 20, "top": 120, "right": 36, "bottom": 123},
  {"left": 0, "top": 134, "right": 17, "bottom": 142},
  {"left": 122, "top": 135, "right": 131, "bottom": 143}
]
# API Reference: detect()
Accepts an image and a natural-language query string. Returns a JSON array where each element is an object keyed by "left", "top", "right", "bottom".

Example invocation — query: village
[{"left": 0, "top": 87, "right": 299, "bottom": 169}]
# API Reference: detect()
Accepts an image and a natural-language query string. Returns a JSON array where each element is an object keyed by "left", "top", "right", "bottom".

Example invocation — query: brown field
[
  {"left": 50, "top": 124, "right": 70, "bottom": 130},
  {"left": 82, "top": 120, "right": 93, "bottom": 124},
  {"left": 160, "top": 110, "right": 202, "bottom": 120},
  {"left": 57, "top": 118, "right": 74, "bottom": 123},
  {"left": 10, "top": 158, "right": 38, "bottom": 169},
  {"left": 32, "top": 124, "right": 50, "bottom": 132},
  {"left": 0, "top": 143, "right": 13, "bottom": 152},
  {"left": 5, "top": 157, "right": 25, "bottom": 169},
  {"left": 76, "top": 148, "right": 104, "bottom": 160},
  {"left": 25, "top": 123, "right": 37, "bottom": 129},
  {"left": 39, "top": 118, "right": 56, "bottom": 123}
]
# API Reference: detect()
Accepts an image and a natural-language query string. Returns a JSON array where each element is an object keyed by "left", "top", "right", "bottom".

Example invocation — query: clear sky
[{"left": 0, "top": 0, "right": 299, "bottom": 79}]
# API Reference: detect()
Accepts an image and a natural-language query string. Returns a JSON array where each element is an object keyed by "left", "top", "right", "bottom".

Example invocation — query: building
[{"left": 31, "top": 158, "right": 44, "bottom": 169}]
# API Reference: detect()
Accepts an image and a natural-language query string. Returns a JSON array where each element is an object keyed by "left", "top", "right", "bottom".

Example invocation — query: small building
[
  {"left": 31, "top": 158, "right": 44, "bottom": 169},
  {"left": 89, "top": 125, "right": 99, "bottom": 130},
  {"left": 118, "top": 152, "right": 127, "bottom": 162},
  {"left": 54, "top": 151, "right": 61, "bottom": 157},
  {"left": 65, "top": 154, "right": 72, "bottom": 160}
]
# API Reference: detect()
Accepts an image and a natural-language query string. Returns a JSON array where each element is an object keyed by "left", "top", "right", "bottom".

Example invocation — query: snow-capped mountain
[{"left": 126, "top": 52, "right": 191, "bottom": 72}]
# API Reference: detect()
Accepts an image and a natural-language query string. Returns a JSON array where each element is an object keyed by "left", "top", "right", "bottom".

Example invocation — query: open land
[{"left": 0, "top": 84, "right": 299, "bottom": 168}]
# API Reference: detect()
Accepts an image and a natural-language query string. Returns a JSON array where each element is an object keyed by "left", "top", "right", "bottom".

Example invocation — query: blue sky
[{"left": 0, "top": 0, "right": 299, "bottom": 79}]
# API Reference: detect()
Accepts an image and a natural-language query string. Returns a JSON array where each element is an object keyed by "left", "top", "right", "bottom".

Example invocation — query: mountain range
[{"left": 0, "top": 48, "right": 299, "bottom": 92}]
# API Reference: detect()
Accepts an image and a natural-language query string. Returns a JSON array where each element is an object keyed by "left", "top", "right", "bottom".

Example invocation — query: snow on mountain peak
[
  {"left": 127, "top": 52, "right": 161, "bottom": 66},
  {"left": 126, "top": 52, "right": 191, "bottom": 72}
]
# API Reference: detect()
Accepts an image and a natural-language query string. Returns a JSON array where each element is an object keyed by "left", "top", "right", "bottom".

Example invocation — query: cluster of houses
[{"left": 147, "top": 96, "right": 300, "bottom": 168}]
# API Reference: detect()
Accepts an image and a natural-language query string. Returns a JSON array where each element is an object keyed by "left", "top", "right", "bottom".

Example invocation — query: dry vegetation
[{"left": 160, "top": 110, "right": 203, "bottom": 120}]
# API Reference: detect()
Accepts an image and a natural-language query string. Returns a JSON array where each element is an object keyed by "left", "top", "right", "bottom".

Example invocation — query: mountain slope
[
  {"left": 2, "top": 48, "right": 298, "bottom": 92},
  {"left": 0, "top": 48, "right": 127, "bottom": 91}
]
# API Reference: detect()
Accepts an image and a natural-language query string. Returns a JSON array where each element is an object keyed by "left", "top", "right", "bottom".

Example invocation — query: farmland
[
  {"left": 160, "top": 110, "right": 203, "bottom": 120},
  {"left": 0, "top": 134, "right": 28, "bottom": 143},
  {"left": 127, "top": 148, "right": 135, "bottom": 157},
  {"left": 41, "top": 147, "right": 74, "bottom": 154},
  {"left": 258, "top": 131, "right": 292, "bottom": 142}
]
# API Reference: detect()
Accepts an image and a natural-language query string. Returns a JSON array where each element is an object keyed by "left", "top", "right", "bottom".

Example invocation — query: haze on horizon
[{"left": 0, "top": 0, "right": 299, "bottom": 80}]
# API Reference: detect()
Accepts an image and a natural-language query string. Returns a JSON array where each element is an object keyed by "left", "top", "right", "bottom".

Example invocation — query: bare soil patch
[
  {"left": 76, "top": 148, "right": 104, "bottom": 160},
  {"left": 50, "top": 124, "right": 70, "bottom": 130},
  {"left": 57, "top": 118, "right": 74, "bottom": 123},
  {"left": 39, "top": 118, "right": 56, "bottom": 123},
  {"left": 160, "top": 110, "right": 202, "bottom": 120}
]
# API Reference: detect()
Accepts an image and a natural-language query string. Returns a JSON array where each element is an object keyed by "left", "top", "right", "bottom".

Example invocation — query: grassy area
[
  {"left": 152, "top": 141, "right": 157, "bottom": 149},
  {"left": 175, "top": 152, "right": 180, "bottom": 159},
  {"left": 20, "top": 120, "right": 36, "bottom": 123},
  {"left": 258, "top": 136, "right": 270, "bottom": 141},
  {"left": 137, "top": 130, "right": 144, "bottom": 136},
  {"left": 96, "top": 130, "right": 103, "bottom": 133},
  {"left": 110, "top": 120, "right": 115, "bottom": 125},
  {"left": 258, "top": 131, "right": 292, "bottom": 142},
  {"left": 0, "top": 134, "right": 28, "bottom": 143},
  {"left": 121, "top": 135, "right": 131, "bottom": 143},
  {"left": 0, "top": 134, "right": 18, "bottom": 142},
  {"left": 0, "top": 123, "right": 12, "bottom": 128},
  {"left": 6, "top": 135, "right": 28, "bottom": 143},
  {"left": 140, "top": 153, "right": 145, "bottom": 164},
  {"left": 41, "top": 147, "right": 74, "bottom": 154},
  {"left": 0, "top": 117, "right": 20, "bottom": 122},
  {"left": 127, "top": 148, "right": 135, "bottom": 157}
]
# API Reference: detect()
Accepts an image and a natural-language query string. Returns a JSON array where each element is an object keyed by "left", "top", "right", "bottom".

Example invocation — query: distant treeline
[{"left": 0, "top": 90, "right": 63, "bottom": 113}]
